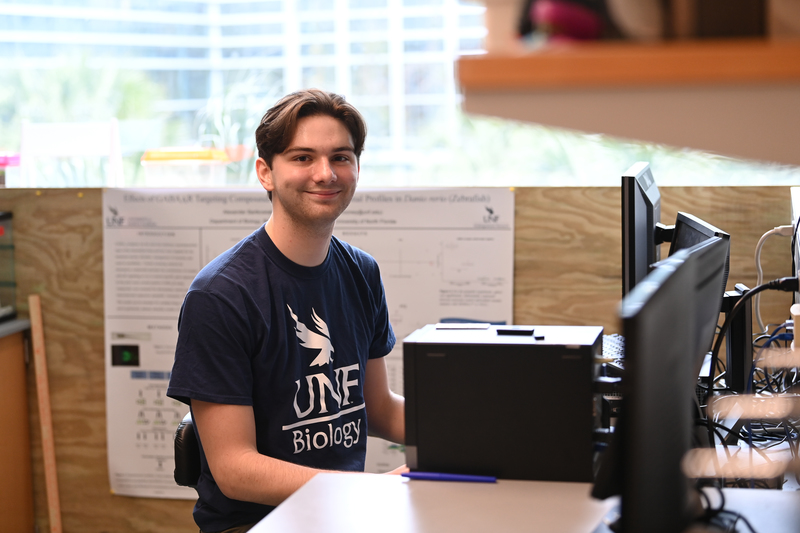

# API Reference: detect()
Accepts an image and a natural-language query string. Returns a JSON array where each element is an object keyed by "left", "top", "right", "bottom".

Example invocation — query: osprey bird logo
[
  {"left": 288, "top": 305, "right": 334, "bottom": 367},
  {"left": 483, "top": 205, "right": 499, "bottom": 223}
]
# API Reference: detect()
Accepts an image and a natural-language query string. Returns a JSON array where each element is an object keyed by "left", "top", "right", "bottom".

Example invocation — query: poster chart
[{"left": 103, "top": 187, "right": 514, "bottom": 498}]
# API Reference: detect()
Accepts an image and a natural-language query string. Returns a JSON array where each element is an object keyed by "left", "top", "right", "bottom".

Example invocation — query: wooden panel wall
[
  {"left": 514, "top": 186, "right": 795, "bottom": 332},
  {"left": 1, "top": 186, "right": 793, "bottom": 532},
  {"left": 0, "top": 189, "right": 195, "bottom": 533}
]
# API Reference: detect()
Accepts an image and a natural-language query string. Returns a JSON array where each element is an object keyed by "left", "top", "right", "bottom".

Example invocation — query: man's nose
[{"left": 313, "top": 158, "right": 336, "bottom": 182}]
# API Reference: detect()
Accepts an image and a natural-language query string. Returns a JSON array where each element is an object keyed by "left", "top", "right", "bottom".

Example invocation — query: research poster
[{"left": 103, "top": 187, "right": 514, "bottom": 498}]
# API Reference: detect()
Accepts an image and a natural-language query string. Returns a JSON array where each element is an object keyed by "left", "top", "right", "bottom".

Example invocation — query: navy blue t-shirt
[{"left": 167, "top": 225, "right": 395, "bottom": 532}]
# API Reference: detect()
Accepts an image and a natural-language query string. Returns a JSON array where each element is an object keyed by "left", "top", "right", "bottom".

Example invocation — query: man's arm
[
  {"left": 192, "top": 400, "right": 327, "bottom": 506},
  {"left": 363, "top": 357, "right": 405, "bottom": 444},
  {"left": 194, "top": 358, "right": 404, "bottom": 507}
]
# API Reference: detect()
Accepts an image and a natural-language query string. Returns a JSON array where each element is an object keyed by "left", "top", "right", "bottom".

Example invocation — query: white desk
[
  {"left": 253, "top": 473, "right": 800, "bottom": 533},
  {"left": 251, "top": 474, "right": 616, "bottom": 533}
]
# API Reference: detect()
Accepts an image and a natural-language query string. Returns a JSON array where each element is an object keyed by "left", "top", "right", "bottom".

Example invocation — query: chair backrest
[
  {"left": 18, "top": 119, "right": 124, "bottom": 187},
  {"left": 173, "top": 412, "right": 201, "bottom": 489}
]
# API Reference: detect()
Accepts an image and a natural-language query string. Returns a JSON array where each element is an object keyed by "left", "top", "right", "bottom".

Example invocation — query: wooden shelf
[
  {"left": 457, "top": 39, "right": 800, "bottom": 166},
  {"left": 458, "top": 38, "right": 800, "bottom": 90}
]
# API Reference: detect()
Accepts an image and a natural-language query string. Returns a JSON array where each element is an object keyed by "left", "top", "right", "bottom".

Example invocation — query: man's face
[{"left": 257, "top": 114, "right": 359, "bottom": 232}]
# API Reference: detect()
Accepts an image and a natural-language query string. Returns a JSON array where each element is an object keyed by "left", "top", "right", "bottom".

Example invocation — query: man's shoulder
[
  {"left": 331, "top": 237, "right": 384, "bottom": 281},
  {"left": 331, "top": 236, "right": 377, "bottom": 266}
]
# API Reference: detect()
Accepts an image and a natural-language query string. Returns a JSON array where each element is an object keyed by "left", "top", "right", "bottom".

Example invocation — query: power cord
[{"left": 754, "top": 225, "right": 795, "bottom": 333}]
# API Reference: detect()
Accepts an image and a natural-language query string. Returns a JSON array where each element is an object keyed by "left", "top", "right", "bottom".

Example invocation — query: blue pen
[{"left": 401, "top": 471, "right": 497, "bottom": 483}]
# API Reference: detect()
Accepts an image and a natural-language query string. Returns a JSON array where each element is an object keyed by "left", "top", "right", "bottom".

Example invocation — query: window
[
  {"left": 350, "top": 0, "right": 387, "bottom": 8},
  {"left": 300, "top": 20, "right": 335, "bottom": 34},
  {"left": 221, "top": 23, "right": 283, "bottom": 36},
  {"left": 298, "top": 0, "right": 334, "bottom": 10},
  {"left": 351, "top": 65, "right": 389, "bottom": 96},
  {"left": 403, "top": 16, "right": 443, "bottom": 30},
  {"left": 350, "top": 18, "right": 388, "bottom": 32},
  {"left": 459, "top": 38, "right": 482, "bottom": 53},
  {"left": 0, "top": 1, "right": 795, "bottom": 188},
  {"left": 404, "top": 63, "right": 446, "bottom": 95},
  {"left": 223, "top": 46, "right": 283, "bottom": 58},
  {"left": 404, "top": 40, "right": 444, "bottom": 53},
  {"left": 146, "top": 70, "right": 210, "bottom": 100},
  {"left": 350, "top": 41, "right": 388, "bottom": 55},
  {"left": 0, "top": 15, "right": 208, "bottom": 35},
  {"left": 220, "top": 2, "right": 281, "bottom": 14},
  {"left": 405, "top": 105, "right": 442, "bottom": 140},
  {"left": 302, "top": 66, "right": 336, "bottom": 90},
  {"left": 459, "top": 14, "right": 483, "bottom": 27},
  {"left": 300, "top": 43, "right": 335, "bottom": 56},
  {"left": 358, "top": 105, "right": 391, "bottom": 141}
]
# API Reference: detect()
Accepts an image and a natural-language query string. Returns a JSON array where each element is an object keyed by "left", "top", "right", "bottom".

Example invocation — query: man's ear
[{"left": 255, "top": 158, "right": 273, "bottom": 193}]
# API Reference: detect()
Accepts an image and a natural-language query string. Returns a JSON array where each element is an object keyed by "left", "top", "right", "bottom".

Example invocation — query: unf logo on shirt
[
  {"left": 287, "top": 305, "right": 334, "bottom": 366},
  {"left": 284, "top": 305, "right": 364, "bottom": 454}
]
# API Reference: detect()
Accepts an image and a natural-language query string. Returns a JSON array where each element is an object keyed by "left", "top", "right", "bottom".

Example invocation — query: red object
[
  {"left": 532, "top": 0, "right": 603, "bottom": 41},
  {"left": 0, "top": 153, "right": 20, "bottom": 167}
]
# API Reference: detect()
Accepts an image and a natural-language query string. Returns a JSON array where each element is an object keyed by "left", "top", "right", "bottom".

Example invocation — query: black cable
[
  {"left": 781, "top": 368, "right": 795, "bottom": 394},
  {"left": 758, "top": 369, "right": 780, "bottom": 394},
  {"left": 696, "top": 483, "right": 725, "bottom": 516},
  {"left": 725, "top": 478, "right": 771, "bottom": 490},
  {"left": 694, "top": 418, "right": 733, "bottom": 452},
  {"left": 695, "top": 485, "right": 762, "bottom": 533},
  {"left": 740, "top": 424, "right": 784, "bottom": 443},
  {"left": 786, "top": 418, "right": 800, "bottom": 486},
  {"left": 712, "top": 510, "right": 761, "bottom": 533},
  {"left": 706, "top": 277, "right": 799, "bottom": 444},
  {"left": 747, "top": 419, "right": 788, "bottom": 440},
  {"left": 697, "top": 484, "right": 726, "bottom": 520}
]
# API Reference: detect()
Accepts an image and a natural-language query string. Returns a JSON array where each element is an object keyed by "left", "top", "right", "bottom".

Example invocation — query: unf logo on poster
[
  {"left": 106, "top": 206, "right": 124, "bottom": 227},
  {"left": 484, "top": 205, "right": 499, "bottom": 224}
]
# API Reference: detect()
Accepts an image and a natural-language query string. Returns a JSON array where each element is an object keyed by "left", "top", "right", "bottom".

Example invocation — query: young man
[{"left": 167, "top": 89, "right": 405, "bottom": 533}]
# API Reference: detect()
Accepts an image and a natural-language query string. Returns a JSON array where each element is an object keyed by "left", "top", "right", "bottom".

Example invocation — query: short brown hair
[{"left": 255, "top": 89, "right": 367, "bottom": 168}]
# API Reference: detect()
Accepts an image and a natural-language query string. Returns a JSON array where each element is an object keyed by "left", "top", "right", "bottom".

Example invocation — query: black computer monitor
[
  {"left": 669, "top": 211, "right": 731, "bottom": 373},
  {"left": 593, "top": 236, "right": 730, "bottom": 533},
  {"left": 668, "top": 212, "right": 729, "bottom": 258},
  {"left": 622, "top": 162, "right": 671, "bottom": 296}
]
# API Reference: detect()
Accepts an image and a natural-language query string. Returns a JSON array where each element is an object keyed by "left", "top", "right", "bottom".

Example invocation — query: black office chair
[{"left": 174, "top": 412, "right": 201, "bottom": 489}]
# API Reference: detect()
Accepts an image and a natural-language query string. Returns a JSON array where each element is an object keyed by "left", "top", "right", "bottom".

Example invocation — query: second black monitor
[{"left": 621, "top": 161, "right": 662, "bottom": 296}]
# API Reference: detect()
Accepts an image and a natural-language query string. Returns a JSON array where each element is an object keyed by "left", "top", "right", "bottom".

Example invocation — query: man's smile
[{"left": 307, "top": 190, "right": 341, "bottom": 198}]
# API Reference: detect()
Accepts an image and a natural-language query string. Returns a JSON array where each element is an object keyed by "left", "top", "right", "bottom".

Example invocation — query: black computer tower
[{"left": 403, "top": 323, "right": 602, "bottom": 482}]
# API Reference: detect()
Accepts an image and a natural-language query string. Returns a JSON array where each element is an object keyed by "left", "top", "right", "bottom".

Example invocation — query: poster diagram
[{"left": 103, "top": 187, "right": 513, "bottom": 497}]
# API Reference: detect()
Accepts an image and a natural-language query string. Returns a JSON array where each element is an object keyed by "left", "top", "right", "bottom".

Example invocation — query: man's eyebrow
[
  {"left": 283, "top": 146, "right": 315, "bottom": 154},
  {"left": 283, "top": 146, "right": 356, "bottom": 155}
]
